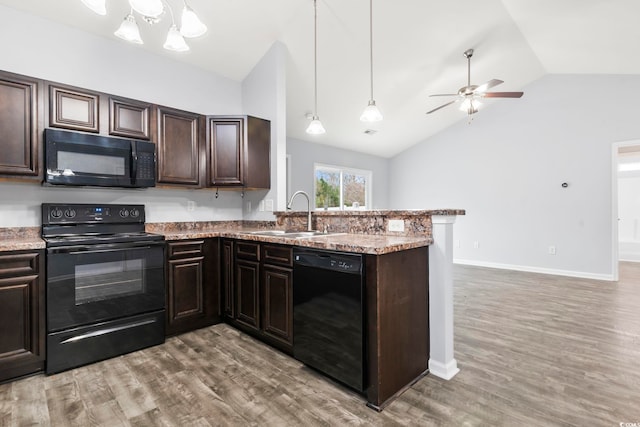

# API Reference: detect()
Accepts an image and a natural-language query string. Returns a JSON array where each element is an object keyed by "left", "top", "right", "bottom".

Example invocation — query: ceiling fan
[{"left": 426, "top": 48, "right": 523, "bottom": 116}]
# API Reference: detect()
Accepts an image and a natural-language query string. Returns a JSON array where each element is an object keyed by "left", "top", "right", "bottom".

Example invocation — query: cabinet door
[
  {"left": 0, "top": 71, "right": 41, "bottom": 178},
  {"left": 222, "top": 240, "right": 235, "bottom": 318},
  {"left": 48, "top": 84, "right": 100, "bottom": 132},
  {"left": 262, "top": 265, "right": 293, "bottom": 346},
  {"left": 110, "top": 97, "right": 152, "bottom": 140},
  {"left": 0, "top": 251, "right": 45, "bottom": 382},
  {"left": 235, "top": 259, "right": 260, "bottom": 332},
  {"left": 157, "top": 107, "right": 202, "bottom": 186},
  {"left": 208, "top": 117, "right": 243, "bottom": 186}
]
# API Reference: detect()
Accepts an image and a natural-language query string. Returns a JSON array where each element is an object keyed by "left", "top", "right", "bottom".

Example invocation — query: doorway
[{"left": 612, "top": 140, "right": 640, "bottom": 281}]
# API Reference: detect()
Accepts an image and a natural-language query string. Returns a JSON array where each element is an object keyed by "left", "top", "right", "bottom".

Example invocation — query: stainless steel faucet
[{"left": 287, "top": 190, "right": 313, "bottom": 231}]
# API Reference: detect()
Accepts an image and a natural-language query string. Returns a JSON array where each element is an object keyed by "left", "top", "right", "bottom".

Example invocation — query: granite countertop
[
  {"left": 0, "top": 238, "right": 46, "bottom": 252},
  {"left": 160, "top": 228, "right": 432, "bottom": 255},
  {"left": 274, "top": 209, "right": 466, "bottom": 216}
]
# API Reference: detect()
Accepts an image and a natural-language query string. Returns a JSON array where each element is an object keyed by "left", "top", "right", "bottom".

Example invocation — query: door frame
[{"left": 611, "top": 139, "right": 640, "bottom": 281}]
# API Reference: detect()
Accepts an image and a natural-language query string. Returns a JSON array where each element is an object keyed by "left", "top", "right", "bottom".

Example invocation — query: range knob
[
  {"left": 119, "top": 208, "right": 129, "bottom": 218},
  {"left": 51, "top": 208, "right": 63, "bottom": 219},
  {"left": 64, "top": 209, "right": 76, "bottom": 218},
  {"left": 130, "top": 208, "right": 140, "bottom": 218}
]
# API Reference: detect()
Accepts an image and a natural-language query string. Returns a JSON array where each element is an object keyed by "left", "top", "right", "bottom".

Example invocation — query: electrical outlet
[
  {"left": 388, "top": 219, "right": 405, "bottom": 232},
  {"left": 259, "top": 201, "right": 265, "bottom": 212},
  {"left": 187, "top": 201, "right": 196, "bottom": 212},
  {"left": 265, "top": 199, "right": 274, "bottom": 212},
  {"left": 473, "top": 241, "right": 479, "bottom": 249},
  {"left": 246, "top": 201, "right": 251, "bottom": 212},
  {"left": 548, "top": 245, "right": 556, "bottom": 255}
]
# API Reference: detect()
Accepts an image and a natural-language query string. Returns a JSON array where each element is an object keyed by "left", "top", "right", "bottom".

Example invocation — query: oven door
[{"left": 46, "top": 241, "right": 165, "bottom": 331}]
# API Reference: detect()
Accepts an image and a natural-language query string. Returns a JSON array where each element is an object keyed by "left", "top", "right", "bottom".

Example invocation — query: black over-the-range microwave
[{"left": 44, "top": 128, "right": 156, "bottom": 188}]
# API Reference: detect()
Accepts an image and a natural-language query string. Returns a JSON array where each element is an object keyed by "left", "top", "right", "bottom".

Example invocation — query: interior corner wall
[
  {"left": 241, "top": 42, "right": 287, "bottom": 221},
  {"left": 286, "top": 138, "right": 390, "bottom": 209},
  {"left": 389, "top": 74, "right": 640, "bottom": 280},
  {"left": 0, "top": 5, "right": 245, "bottom": 226}
]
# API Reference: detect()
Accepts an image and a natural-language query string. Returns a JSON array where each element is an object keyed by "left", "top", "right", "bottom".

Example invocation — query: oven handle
[
  {"left": 48, "top": 241, "right": 164, "bottom": 254},
  {"left": 59, "top": 318, "right": 158, "bottom": 344}
]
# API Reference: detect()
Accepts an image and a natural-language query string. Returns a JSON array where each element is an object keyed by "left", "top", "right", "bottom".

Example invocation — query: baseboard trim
[
  {"left": 428, "top": 359, "right": 459, "bottom": 380},
  {"left": 453, "top": 259, "right": 615, "bottom": 281}
]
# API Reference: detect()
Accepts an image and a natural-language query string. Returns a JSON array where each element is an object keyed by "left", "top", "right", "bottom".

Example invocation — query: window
[{"left": 314, "top": 164, "right": 372, "bottom": 210}]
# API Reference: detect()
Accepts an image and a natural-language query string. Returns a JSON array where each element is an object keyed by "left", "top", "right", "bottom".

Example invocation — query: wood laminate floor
[{"left": 2, "top": 263, "right": 640, "bottom": 426}]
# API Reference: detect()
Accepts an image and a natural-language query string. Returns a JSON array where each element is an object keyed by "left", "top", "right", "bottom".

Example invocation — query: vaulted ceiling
[{"left": 1, "top": 0, "right": 638, "bottom": 157}]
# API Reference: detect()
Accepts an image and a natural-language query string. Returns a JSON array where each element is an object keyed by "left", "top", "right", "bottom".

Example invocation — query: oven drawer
[{"left": 46, "top": 310, "right": 165, "bottom": 374}]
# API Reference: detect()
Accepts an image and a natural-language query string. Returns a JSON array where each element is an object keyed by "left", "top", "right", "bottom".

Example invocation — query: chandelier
[{"left": 80, "top": 0, "right": 207, "bottom": 52}]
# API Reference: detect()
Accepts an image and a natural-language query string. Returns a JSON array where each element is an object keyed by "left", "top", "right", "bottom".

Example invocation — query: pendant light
[
  {"left": 114, "top": 10, "right": 143, "bottom": 44},
  {"left": 81, "top": 0, "right": 106, "bottom": 15},
  {"left": 360, "top": 0, "right": 382, "bottom": 122},
  {"left": 306, "top": 0, "right": 326, "bottom": 135}
]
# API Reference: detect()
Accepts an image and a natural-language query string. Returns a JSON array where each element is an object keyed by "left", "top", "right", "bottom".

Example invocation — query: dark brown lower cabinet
[
  {"left": 166, "top": 239, "right": 220, "bottom": 336},
  {"left": 0, "top": 250, "right": 45, "bottom": 382},
  {"left": 223, "top": 240, "right": 293, "bottom": 353}
]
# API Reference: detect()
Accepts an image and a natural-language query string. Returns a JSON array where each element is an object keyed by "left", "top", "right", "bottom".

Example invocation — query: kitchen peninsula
[{"left": 0, "top": 208, "right": 464, "bottom": 410}]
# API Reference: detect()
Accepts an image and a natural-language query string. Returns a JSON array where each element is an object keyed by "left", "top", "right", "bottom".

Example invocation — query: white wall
[
  {"left": 286, "top": 138, "right": 389, "bottom": 209},
  {"left": 241, "top": 42, "right": 287, "bottom": 221},
  {"left": 0, "top": 5, "right": 283, "bottom": 226},
  {"left": 389, "top": 74, "right": 640, "bottom": 280}
]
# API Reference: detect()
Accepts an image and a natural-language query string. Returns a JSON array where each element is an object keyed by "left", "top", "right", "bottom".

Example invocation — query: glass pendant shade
[
  {"left": 180, "top": 5, "right": 207, "bottom": 38},
  {"left": 129, "top": 0, "right": 164, "bottom": 18},
  {"left": 164, "top": 25, "right": 190, "bottom": 52},
  {"left": 460, "top": 97, "right": 480, "bottom": 114},
  {"left": 114, "top": 14, "right": 143, "bottom": 44},
  {"left": 81, "top": 0, "right": 106, "bottom": 15},
  {"left": 306, "top": 116, "right": 326, "bottom": 135},
  {"left": 360, "top": 100, "right": 383, "bottom": 122}
]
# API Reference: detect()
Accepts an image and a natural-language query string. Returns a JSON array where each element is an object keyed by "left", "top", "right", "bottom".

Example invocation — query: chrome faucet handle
[{"left": 323, "top": 224, "right": 329, "bottom": 233}]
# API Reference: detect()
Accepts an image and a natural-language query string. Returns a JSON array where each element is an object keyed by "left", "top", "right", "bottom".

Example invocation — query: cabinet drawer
[
  {"left": 262, "top": 244, "right": 293, "bottom": 267},
  {"left": 235, "top": 241, "right": 260, "bottom": 261},
  {"left": 0, "top": 252, "right": 40, "bottom": 278},
  {"left": 168, "top": 240, "right": 204, "bottom": 259}
]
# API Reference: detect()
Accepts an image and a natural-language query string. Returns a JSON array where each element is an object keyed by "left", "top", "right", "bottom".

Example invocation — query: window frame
[{"left": 313, "top": 163, "right": 372, "bottom": 211}]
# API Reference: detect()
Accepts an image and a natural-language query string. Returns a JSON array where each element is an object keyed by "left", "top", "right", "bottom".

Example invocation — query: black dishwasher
[{"left": 293, "top": 248, "right": 365, "bottom": 392}]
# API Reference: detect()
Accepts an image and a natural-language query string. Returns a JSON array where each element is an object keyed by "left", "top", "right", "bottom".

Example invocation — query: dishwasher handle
[{"left": 294, "top": 250, "right": 362, "bottom": 274}]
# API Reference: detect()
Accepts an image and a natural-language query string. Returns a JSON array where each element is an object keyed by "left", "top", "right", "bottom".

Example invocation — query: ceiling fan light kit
[
  {"left": 81, "top": 0, "right": 207, "bottom": 52},
  {"left": 426, "top": 48, "right": 524, "bottom": 117}
]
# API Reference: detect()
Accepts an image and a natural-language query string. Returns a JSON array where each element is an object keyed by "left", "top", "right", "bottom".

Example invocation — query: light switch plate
[
  {"left": 265, "top": 199, "right": 274, "bottom": 211},
  {"left": 388, "top": 219, "right": 405, "bottom": 232}
]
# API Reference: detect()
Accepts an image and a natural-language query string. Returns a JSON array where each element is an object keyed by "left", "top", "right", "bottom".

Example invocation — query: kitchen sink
[
  {"left": 248, "top": 230, "right": 343, "bottom": 238},
  {"left": 248, "top": 230, "right": 287, "bottom": 236}
]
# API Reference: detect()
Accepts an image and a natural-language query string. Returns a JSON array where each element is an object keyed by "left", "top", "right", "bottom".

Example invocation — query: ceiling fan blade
[
  {"left": 429, "top": 94, "right": 458, "bottom": 97},
  {"left": 426, "top": 99, "right": 458, "bottom": 114},
  {"left": 474, "top": 79, "right": 503, "bottom": 93},
  {"left": 482, "top": 91, "right": 524, "bottom": 98}
]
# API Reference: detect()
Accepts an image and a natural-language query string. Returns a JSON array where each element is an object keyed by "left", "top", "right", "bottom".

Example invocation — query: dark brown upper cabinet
[
  {"left": 48, "top": 83, "right": 100, "bottom": 133},
  {"left": 207, "top": 115, "right": 270, "bottom": 189},
  {"left": 0, "top": 71, "right": 42, "bottom": 179},
  {"left": 156, "top": 106, "right": 204, "bottom": 187},
  {"left": 109, "top": 96, "right": 153, "bottom": 140}
]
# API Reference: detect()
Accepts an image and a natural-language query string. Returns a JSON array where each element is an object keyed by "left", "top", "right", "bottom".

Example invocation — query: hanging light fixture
[
  {"left": 180, "top": 1, "right": 207, "bottom": 38},
  {"left": 306, "top": 0, "right": 326, "bottom": 135},
  {"left": 360, "top": 0, "right": 382, "bottom": 122},
  {"left": 163, "top": 3, "right": 189, "bottom": 51},
  {"left": 114, "top": 10, "right": 143, "bottom": 44},
  {"left": 129, "top": 0, "right": 164, "bottom": 18},
  {"left": 81, "top": 0, "right": 106, "bottom": 15},
  {"left": 80, "top": 0, "right": 206, "bottom": 51}
]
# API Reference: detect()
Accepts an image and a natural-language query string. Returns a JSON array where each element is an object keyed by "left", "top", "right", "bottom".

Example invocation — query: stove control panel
[{"left": 42, "top": 203, "right": 146, "bottom": 225}]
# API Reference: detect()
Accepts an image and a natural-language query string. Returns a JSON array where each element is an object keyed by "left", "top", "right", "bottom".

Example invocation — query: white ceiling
[{"left": 1, "top": 0, "right": 639, "bottom": 157}]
